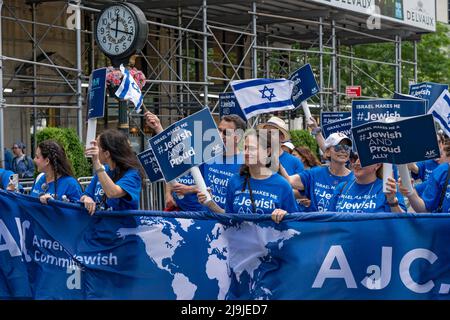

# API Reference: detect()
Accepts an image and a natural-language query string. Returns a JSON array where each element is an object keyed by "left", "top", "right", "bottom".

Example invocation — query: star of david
[{"left": 259, "top": 86, "right": 276, "bottom": 102}]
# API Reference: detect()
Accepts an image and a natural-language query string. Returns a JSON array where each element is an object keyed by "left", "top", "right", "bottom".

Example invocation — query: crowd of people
[{"left": 1, "top": 111, "right": 450, "bottom": 222}]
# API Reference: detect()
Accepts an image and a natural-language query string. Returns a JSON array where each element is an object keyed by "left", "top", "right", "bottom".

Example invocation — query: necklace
[{"left": 338, "top": 178, "right": 376, "bottom": 213}]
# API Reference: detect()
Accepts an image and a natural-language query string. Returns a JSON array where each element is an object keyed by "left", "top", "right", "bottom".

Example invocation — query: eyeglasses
[{"left": 332, "top": 144, "right": 351, "bottom": 153}]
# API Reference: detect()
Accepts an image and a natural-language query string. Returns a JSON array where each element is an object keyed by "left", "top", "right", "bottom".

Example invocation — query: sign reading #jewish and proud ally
[
  {"left": 288, "top": 64, "right": 319, "bottom": 108},
  {"left": 137, "top": 148, "right": 163, "bottom": 183},
  {"left": 352, "top": 99, "right": 426, "bottom": 128},
  {"left": 320, "top": 111, "right": 351, "bottom": 126},
  {"left": 409, "top": 82, "right": 449, "bottom": 112},
  {"left": 218, "top": 92, "right": 247, "bottom": 123},
  {"left": 87, "top": 68, "right": 107, "bottom": 119},
  {"left": 322, "top": 117, "right": 352, "bottom": 139},
  {"left": 352, "top": 114, "right": 440, "bottom": 167},
  {"left": 149, "top": 108, "right": 224, "bottom": 182}
]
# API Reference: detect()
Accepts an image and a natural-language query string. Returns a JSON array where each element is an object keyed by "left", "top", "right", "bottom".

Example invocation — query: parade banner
[
  {"left": 322, "top": 117, "right": 352, "bottom": 139},
  {"left": 352, "top": 99, "right": 426, "bottom": 128},
  {"left": 148, "top": 108, "right": 224, "bottom": 182},
  {"left": 87, "top": 68, "right": 107, "bottom": 119},
  {"left": 288, "top": 64, "right": 320, "bottom": 108},
  {"left": 218, "top": 93, "right": 247, "bottom": 123},
  {"left": 137, "top": 148, "right": 163, "bottom": 182},
  {"left": 409, "top": 82, "right": 449, "bottom": 112},
  {"left": 1, "top": 191, "right": 450, "bottom": 300},
  {"left": 321, "top": 112, "right": 351, "bottom": 126},
  {"left": 352, "top": 114, "right": 440, "bottom": 167},
  {"left": 309, "top": 0, "right": 436, "bottom": 32}
]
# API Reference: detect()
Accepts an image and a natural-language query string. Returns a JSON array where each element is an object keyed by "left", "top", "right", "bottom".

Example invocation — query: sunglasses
[{"left": 332, "top": 144, "right": 351, "bottom": 153}]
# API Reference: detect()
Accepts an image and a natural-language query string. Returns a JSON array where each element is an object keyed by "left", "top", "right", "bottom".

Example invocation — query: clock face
[{"left": 96, "top": 5, "right": 138, "bottom": 57}]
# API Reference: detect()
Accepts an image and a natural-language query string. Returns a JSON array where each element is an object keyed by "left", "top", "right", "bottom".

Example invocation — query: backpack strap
[{"left": 437, "top": 164, "right": 450, "bottom": 213}]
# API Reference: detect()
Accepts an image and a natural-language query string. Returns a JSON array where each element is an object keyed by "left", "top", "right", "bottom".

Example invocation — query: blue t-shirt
[
  {"left": 299, "top": 166, "right": 354, "bottom": 212},
  {"left": 421, "top": 163, "right": 450, "bottom": 213},
  {"left": 327, "top": 178, "right": 406, "bottom": 213},
  {"left": 172, "top": 173, "right": 204, "bottom": 211},
  {"left": 280, "top": 151, "right": 304, "bottom": 175},
  {"left": 412, "top": 160, "right": 439, "bottom": 182},
  {"left": 84, "top": 166, "right": 142, "bottom": 211},
  {"left": 225, "top": 173, "right": 298, "bottom": 214},
  {"left": 31, "top": 174, "right": 82, "bottom": 202},
  {"left": 0, "top": 169, "right": 14, "bottom": 189},
  {"left": 202, "top": 153, "right": 244, "bottom": 209}
]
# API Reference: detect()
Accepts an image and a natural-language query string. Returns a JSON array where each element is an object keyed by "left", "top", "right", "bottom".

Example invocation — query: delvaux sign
[{"left": 309, "top": 0, "right": 436, "bottom": 32}]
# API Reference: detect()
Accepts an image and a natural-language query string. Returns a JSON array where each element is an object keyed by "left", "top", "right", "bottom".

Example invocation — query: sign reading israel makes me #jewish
[
  {"left": 137, "top": 148, "right": 163, "bottom": 183},
  {"left": 219, "top": 92, "right": 247, "bottom": 123},
  {"left": 149, "top": 108, "right": 224, "bottom": 182},
  {"left": 352, "top": 114, "right": 440, "bottom": 167},
  {"left": 320, "top": 111, "right": 351, "bottom": 126},
  {"left": 288, "top": 63, "right": 319, "bottom": 108},
  {"left": 352, "top": 99, "right": 426, "bottom": 128},
  {"left": 87, "top": 68, "right": 107, "bottom": 119},
  {"left": 409, "top": 82, "right": 448, "bottom": 112},
  {"left": 322, "top": 117, "right": 352, "bottom": 139}
]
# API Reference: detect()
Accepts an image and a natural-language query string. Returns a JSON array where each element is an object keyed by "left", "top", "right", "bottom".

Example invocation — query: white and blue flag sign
[
  {"left": 230, "top": 78, "right": 295, "bottom": 119},
  {"left": 2, "top": 191, "right": 450, "bottom": 300},
  {"left": 352, "top": 114, "right": 440, "bottom": 167},
  {"left": 288, "top": 64, "right": 319, "bottom": 108},
  {"left": 87, "top": 68, "right": 107, "bottom": 119},
  {"left": 322, "top": 117, "right": 352, "bottom": 139},
  {"left": 409, "top": 82, "right": 448, "bottom": 112},
  {"left": 115, "top": 64, "right": 144, "bottom": 113},
  {"left": 428, "top": 89, "right": 450, "bottom": 137},
  {"left": 149, "top": 108, "right": 224, "bottom": 182},
  {"left": 137, "top": 148, "right": 163, "bottom": 183}
]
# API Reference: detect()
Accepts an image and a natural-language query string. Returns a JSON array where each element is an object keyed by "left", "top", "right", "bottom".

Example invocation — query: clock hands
[
  {"left": 115, "top": 13, "right": 119, "bottom": 38},
  {"left": 110, "top": 27, "right": 134, "bottom": 36}
]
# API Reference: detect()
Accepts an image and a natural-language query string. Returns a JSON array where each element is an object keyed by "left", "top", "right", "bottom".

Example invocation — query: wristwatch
[
  {"left": 387, "top": 198, "right": 399, "bottom": 207},
  {"left": 95, "top": 165, "right": 106, "bottom": 174},
  {"left": 311, "top": 127, "right": 322, "bottom": 136}
]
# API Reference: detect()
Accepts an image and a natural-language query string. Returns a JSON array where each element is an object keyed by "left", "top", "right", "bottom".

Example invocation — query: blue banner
[
  {"left": 352, "top": 114, "right": 440, "bottom": 167},
  {"left": 322, "top": 117, "right": 352, "bottom": 139},
  {"left": 137, "top": 148, "right": 163, "bottom": 183},
  {"left": 149, "top": 108, "right": 224, "bottom": 182},
  {"left": 352, "top": 99, "right": 426, "bottom": 128},
  {"left": 321, "top": 112, "right": 352, "bottom": 126},
  {"left": 219, "top": 93, "right": 247, "bottom": 123},
  {"left": 87, "top": 68, "right": 107, "bottom": 119},
  {"left": 409, "top": 82, "right": 449, "bottom": 112},
  {"left": 2, "top": 191, "right": 450, "bottom": 300},
  {"left": 288, "top": 64, "right": 320, "bottom": 108}
]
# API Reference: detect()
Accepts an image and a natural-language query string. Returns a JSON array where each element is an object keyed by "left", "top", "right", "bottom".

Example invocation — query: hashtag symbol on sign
[
  {"left": 158, "top": 145, "right": 164, "bottom": 154},
  {"left": 357, "top": 112, "right": 364, "bottom": 121},
  {"left": 360, "top": 134, "right": 366, "bottom": 141}
]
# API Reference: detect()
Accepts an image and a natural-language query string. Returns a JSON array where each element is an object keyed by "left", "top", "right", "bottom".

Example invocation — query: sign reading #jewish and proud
[
  {"left": 149, "top": 108, "right": 224, "bottom": 182},
  {"left": 352, "top": 114, "right": 440, "bottom": 167},
  {"left": 409, "top": 82, "right": 449, "bottom": 112},
  {"left": 322, "top": 117, "right": 352, "bottom": 139},
  {"left": 288, "top": 64, "right": 319, "bottom": 108},
  {"left": 137, "top": 148, "right": 163, "bottom": 183},
  {"left": 87, "top": 68, "right": 107, "bottom": 119},
  {"left": 352, "top": 99, "right": 426, "bottom": 128},
  {"left": 219, "top": 92, "right": 247, "bottom": 123},
  {"left": 321, "top": 111, "right": 351, "bottom": 126}
]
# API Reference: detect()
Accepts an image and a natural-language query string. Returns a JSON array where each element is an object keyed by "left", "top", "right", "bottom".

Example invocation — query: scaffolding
[{"left": 0, "top": 0, "right": 430, "bottom": 168}]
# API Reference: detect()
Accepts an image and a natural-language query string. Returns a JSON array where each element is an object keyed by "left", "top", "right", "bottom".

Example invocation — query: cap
[
  {"left": 282, "top": 141, "right": 295, "bottom": 151},
  {"left": 324, "top": 132, "right": 352, "bottom": 149},
  {"left": 256, "top": 116, "right": 290, "bottom": 142}
]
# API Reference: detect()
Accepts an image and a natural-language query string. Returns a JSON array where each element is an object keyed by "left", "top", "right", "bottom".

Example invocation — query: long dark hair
[
  {"left": 239, "top": 129, "right": 276, "bottom": 212},
  {"left": 294, "top": 146, "right": 321, "bottom": 168},
  {"left": 98, "top": 129, "right": 144, "bottom": 182},
  {"left": 38, "top": 140, "right": 75, "bottom": 200}
]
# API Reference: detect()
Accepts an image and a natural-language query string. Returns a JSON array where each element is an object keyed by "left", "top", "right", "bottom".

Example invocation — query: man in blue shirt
[
  {"left": 3, "top": 148, "right": 13, "bottom": 170},
  {"left": 202, "top": 115, "right": 246, "bottom": 209}
]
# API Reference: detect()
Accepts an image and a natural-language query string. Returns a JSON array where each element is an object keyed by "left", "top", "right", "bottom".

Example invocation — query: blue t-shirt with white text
[
  {"left": 421, "top": 162, "right": 450, "bottom": 213},
  {"left": 327, "top": 178, "right": 406, "bottom": 213},
  {"left": 173, "top": 173, "right": 204, "bottom": 211},
  {"left": 225, "top": 173, "right": 297, "bottom": 214},
  {"left": 84, "top": 166, "right": 141, "bottom": 211},
  {"left": 412, "top": 160, "right": 439, "bottom": 182},
  {"left": 280, "top": 151, "right": 304, "bottom": 176},
  {"left": 299, "top": 166, "right": 354, "bottom": 212},
  {"left": 31, "top": 174, "right": 82, "bottom": 202}
]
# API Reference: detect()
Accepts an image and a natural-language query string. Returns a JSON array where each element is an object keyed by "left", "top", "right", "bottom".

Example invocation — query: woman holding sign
[
  {"left": 198, "top": 129, "right": 297, "bottom": 223},
  {"left": 31, "top": 140, "right": 82, "bottom": 204},
  {"left": 327, "top": 152, "right": 405, "bottom": 213},
  {"left": 81, "top": 129, "right": 143, "bottom": 214}
]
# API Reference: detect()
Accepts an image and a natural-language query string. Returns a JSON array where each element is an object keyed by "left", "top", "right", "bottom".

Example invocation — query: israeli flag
[
  {"left": 428, "top": 89, "right": 450, "bottom": 137},
  {"left": 115, "top": 64, "right": 144, "bottom": 113},
  {"left": 230, "top": 78, "right": 295, "bottom": 119}
]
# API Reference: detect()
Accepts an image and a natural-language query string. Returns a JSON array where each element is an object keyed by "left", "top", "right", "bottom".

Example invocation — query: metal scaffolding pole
[
  {"left": 252, "top": 2, "right": 257, "bottom": 78},
  {"left": 32, "top": 2, "right": 37, "bottom": 154},
  {"left": 331, "top": 20, "right": 337, "bottom": 111},
  {"left": 395, "top": 35, "right": 402, "bottom": 93},
  {"left": 0, "top": 0, "right": 4, "bottom": 168},
  {"left": 76, "top": 0, "right": 83, "bottom": 140},
  {"left": 178, "top": 7, "right": 185, "bottom": 116},
  {"left": 319, "top": 17, "right": 324, "bottom": 110},
  {"left": 414, "top": 40, "right": 418, "bottom": 83},
  {"left": 203, "top": 0, "right": 208, "bottom": 107}
]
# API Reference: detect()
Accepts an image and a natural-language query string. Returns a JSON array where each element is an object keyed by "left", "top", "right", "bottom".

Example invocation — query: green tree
[
  {"left": 36, "top": 127, "right": 91, "bottom": 178},
  {"left": 289, "top": 129, "right": 319, "bottom": 158}
]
